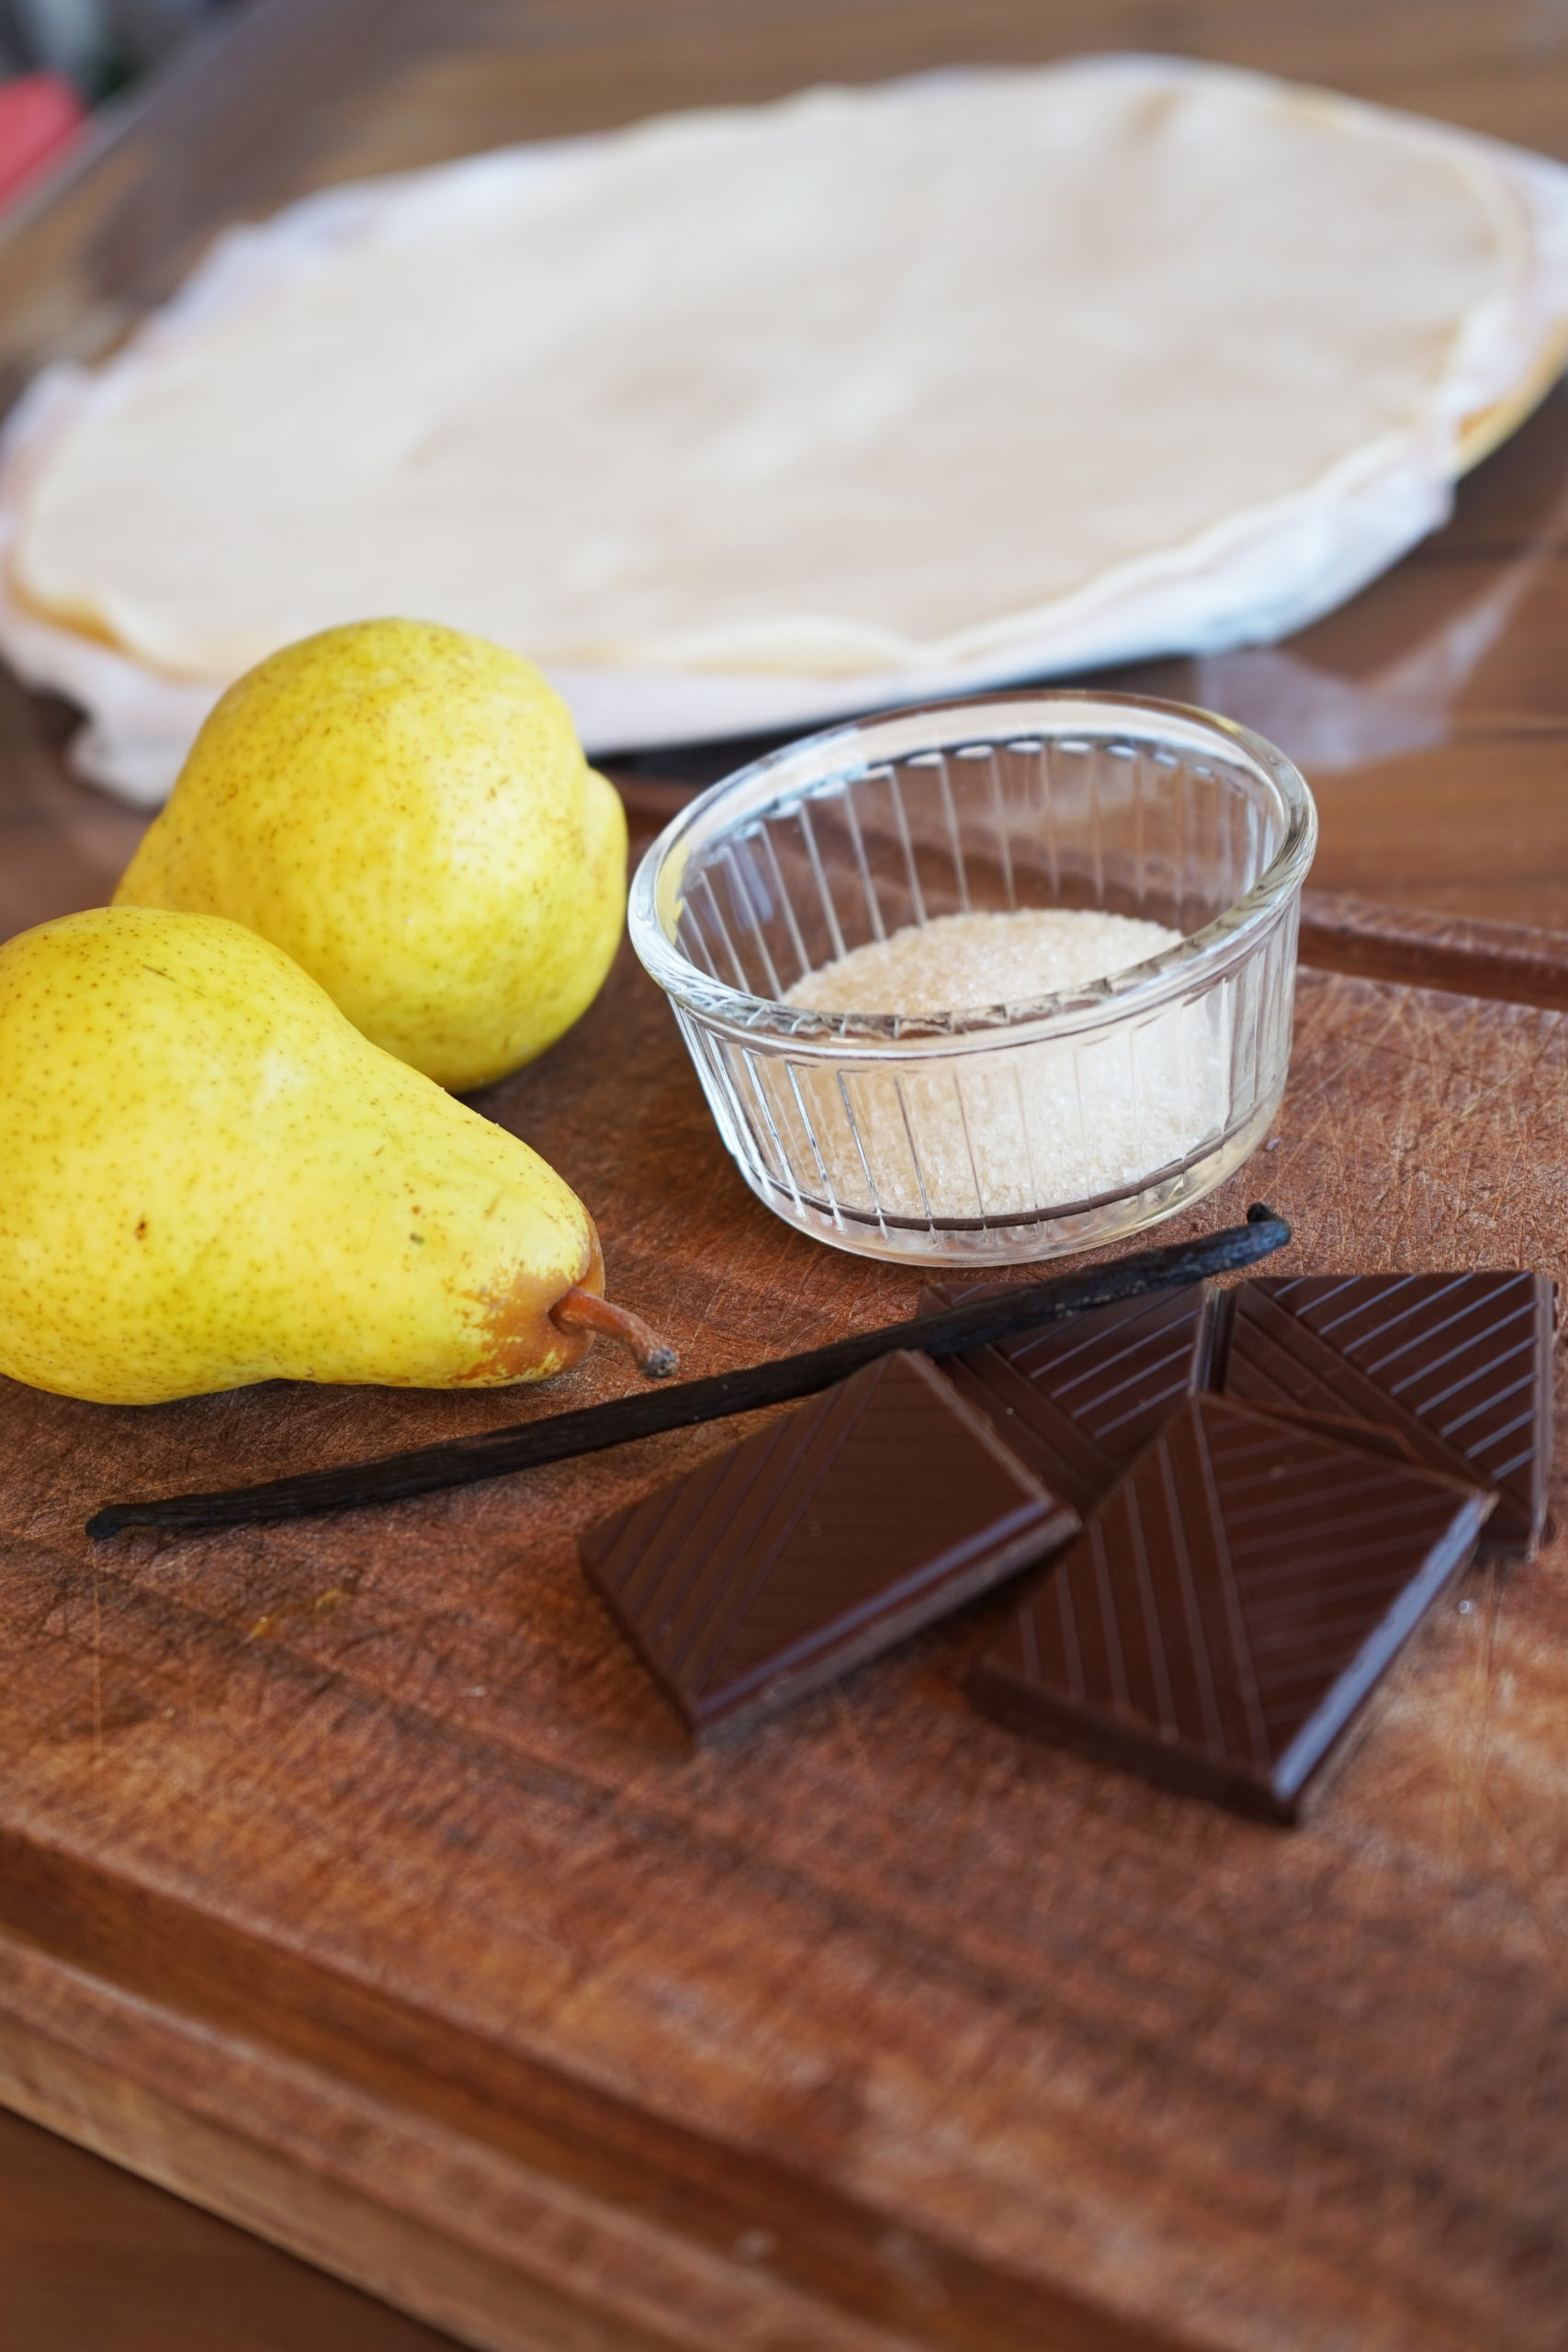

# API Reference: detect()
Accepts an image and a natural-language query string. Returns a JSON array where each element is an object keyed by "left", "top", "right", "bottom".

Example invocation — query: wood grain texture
[
  {"left": 1297, "top": 889, "right": 1568, "bottom": 1007},
  {"left": 1, "top": 915, "right": 1567, "bottom": 2352},
  {"left": 0, "top": 2100, "right": 460, "bottom": 2352}
]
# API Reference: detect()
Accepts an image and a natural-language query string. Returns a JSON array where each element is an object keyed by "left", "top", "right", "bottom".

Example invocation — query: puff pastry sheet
[{"left": 3, "top": 55, "right": 1567, "bottom": 801}]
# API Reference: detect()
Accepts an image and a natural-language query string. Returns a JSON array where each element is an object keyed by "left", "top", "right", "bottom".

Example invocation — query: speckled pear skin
[
  {"left": 114, "top": 617, "right": 627, "bottom": 1091},
  {"left": 0, "top": 906, "right": 600, "bottom": 1405}
]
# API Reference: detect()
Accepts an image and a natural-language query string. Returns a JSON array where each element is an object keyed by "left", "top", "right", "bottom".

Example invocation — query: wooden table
[{"left": 4, "top": 4, "right": 1568, "bottom": 2348}]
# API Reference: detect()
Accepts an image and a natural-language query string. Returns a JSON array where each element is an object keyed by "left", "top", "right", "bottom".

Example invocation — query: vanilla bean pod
[{"left": 87, "top": 1204, "right": 1290, "bottom": 1538}]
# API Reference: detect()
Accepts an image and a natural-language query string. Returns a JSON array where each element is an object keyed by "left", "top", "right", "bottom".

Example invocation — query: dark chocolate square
[
  {"left": 1216, "top": 1284, "right": 1485, "bottom": 1496},
  {"left": 967, "top": 1391, "right": 1493, "bottom": 1823},
  {"left": 920, "top": 1280, "right": 1214, "bottom": 1520},
  {"left": 1235, "top": 1401, "right": 1427, "bottom": 1467},
  {"left": 1248, "top": 1273, "right": 1554, "bottom": 1558},
  {"left": 582, "top": 1349, "right": 1079, "bottom": 1739}
]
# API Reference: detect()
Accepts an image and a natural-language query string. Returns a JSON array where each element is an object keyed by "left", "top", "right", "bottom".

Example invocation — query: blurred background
[
  {"left": 0, "top": 0, "right": 227, "bottom": 96},
  {"left": 0, "top": 0, "right": 231, "bottom": 208}
]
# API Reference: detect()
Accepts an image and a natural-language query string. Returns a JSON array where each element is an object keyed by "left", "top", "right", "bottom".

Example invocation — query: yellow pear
[
  {"left": 114, "top": 618, "right": 627, "bottom": 1091},
  {"left": 0, "top": 906, "right": 612, "bottom": 1406}
]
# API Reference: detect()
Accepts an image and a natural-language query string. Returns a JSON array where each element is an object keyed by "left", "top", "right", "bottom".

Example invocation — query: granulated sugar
[
  {"left": 784, "top": 909, "right": 1181, "bottom": 1020},
  {"left": 770, "top": 907, "right": 1228, "bottom": 1222}
]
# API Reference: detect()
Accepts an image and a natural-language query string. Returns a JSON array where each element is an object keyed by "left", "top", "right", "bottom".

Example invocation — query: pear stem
[{"left": 551, "top": 1286, "right": 680, "bottom": 1379}]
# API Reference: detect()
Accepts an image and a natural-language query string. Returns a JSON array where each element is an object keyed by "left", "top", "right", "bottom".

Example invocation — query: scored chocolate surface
[
  {"left": 1251, "top": 1272, "right": 1555, "bottom": 1558},
  {"left": 1216, "top": 1283, "right": 1488, "bottom": 1496},
  {"left": 919, "top": 1280, "right": 1214, "bottom": 1520},
  {"left": 967, "top": 1392, "right": 1493, "bottom": 1823},
  {"left": 1236, "top": 1401, "right": 1427, "bottom": 1467},
  {"left": 581, "top": 1349, "right": 1078, "bottom": 1739}
]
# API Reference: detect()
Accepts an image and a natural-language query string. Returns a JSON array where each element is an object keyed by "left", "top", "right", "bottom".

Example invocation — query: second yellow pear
[{"left": 116, "top": 618, "right": 627, "bottom": 1091}]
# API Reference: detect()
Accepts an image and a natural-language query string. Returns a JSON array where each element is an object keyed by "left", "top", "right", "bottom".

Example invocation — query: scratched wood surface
[
  {"left": 6, "top": 0, "right": 1568, "bottom": 2344},
  {"left": 0, "top": 910, "right": 1566, "bottom": 2352}
]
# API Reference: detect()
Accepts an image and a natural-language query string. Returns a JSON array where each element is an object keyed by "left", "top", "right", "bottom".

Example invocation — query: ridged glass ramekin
[{"left": 628, "top": 693, "right": 1316, "bottom": 1266}]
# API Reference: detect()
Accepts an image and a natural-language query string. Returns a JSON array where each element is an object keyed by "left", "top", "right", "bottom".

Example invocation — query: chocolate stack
[{"left": 581, "top": 1269, "right": 1554, "bottom": 1822}]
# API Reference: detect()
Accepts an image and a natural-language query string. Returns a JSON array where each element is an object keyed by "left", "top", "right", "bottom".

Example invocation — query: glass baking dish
[{"left": 628, "top": 692, "right": 1315, "bottom": 1265}]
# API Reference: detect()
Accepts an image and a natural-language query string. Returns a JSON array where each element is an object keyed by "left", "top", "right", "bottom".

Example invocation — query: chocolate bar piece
[
  {"left": 920, "top": 1280, "right": 1214, "bottom": 1520},
  {"left": 1217, "top": 1284, "right": 1486, "bottom": 1495},
  {"left": 967, "top": 1392, "right": 1492, "bottom": 1823},
  {"left": 1250, "top": 1273, "right": 1554, "bottom": 1558},
  {"left": 1238, "top": 1401, "right": 1427, "bottom": 1467},
  {"left": 581, "top": 1350, "right": 1078, "bottom": 1739}
]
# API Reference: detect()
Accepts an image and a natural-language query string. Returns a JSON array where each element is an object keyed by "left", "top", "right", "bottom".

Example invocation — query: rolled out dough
[{"left": 5, "top": 55, "right": 1568, "bottom": 792}]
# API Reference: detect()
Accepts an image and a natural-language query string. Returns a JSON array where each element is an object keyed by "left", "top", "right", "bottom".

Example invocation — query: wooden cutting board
[{"left": 1, "top": 896, "right": 1565, "bottom": 2352}]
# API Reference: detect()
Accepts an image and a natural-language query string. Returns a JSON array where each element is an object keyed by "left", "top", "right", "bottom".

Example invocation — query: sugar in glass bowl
[{"left": 628, "top": 693, "right": 1316, "bottom": 1266}]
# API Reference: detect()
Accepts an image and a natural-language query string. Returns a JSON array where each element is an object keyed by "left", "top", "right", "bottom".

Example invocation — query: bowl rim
[{"left": 627, "top": 689, "right": 1317, "bottom": 1057}]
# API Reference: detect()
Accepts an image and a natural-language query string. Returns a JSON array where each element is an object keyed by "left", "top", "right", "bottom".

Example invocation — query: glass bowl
[{"left": 628, "top": 692, "right": 1316, "bottom": 1266}]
